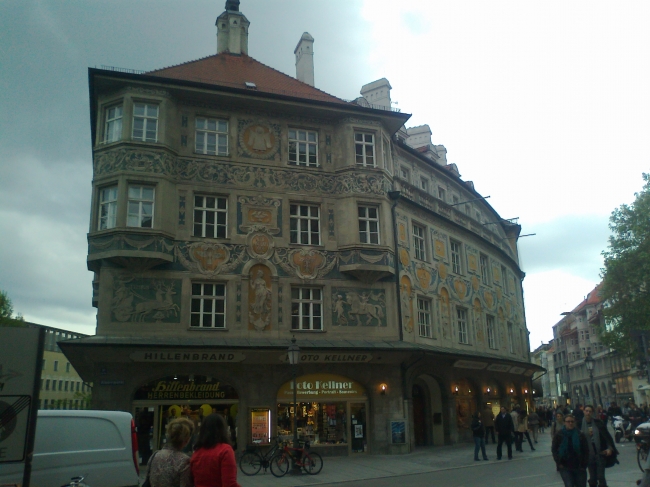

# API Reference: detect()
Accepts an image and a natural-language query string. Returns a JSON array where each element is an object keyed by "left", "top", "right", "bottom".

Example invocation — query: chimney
[
  {"left": 360, "top": 78, "right": 392, "bottom": 109},
  {"left": 295, "top": 32, "right": 315, "bottom": 86},
  {"left": 216, "top": 0, "right": 250, "bottom": 55}
]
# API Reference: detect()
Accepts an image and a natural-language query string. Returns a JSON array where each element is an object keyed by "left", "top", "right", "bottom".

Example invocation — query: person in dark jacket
[
  {"left": 552, "top": 413, "right": 589, "bottom": 487},
  {"left": 579, "top": 405, "right": 618, "bottom": 487},
  {"left": 495, "top": 406, "right": 515, "bottom": 460},
  {"left": 471, "top": 412, "right": 489, "bottom": 461}
]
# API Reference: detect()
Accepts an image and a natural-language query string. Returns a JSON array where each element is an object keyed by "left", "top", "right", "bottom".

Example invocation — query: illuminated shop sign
[
  {"left": 129, "top": 351, "right": 245, "bottom": 362},
  {"left": 134, "top": 377, "right": 239, "bottom": 401},
  {"left": 277, "top": 374, "right": 367, "bottom": 400}
]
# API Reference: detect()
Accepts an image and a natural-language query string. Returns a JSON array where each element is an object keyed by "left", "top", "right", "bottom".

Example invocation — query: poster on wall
[
  {"left": 390, "top": 420, "right": 406, "bottom": 444},
  {"left": 354, "top": 424, "right": 363, "bottom": 438},
  {"left": 251, "top": 409, "right": 270, "bottom": 444}
]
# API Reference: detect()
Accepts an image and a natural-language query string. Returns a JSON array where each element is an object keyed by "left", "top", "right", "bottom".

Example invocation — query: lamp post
[
  {"left": 287, "top": 337, "right": 301, "bottom": 474},
  {"left": 585, "top": 352, "right": 595, "bottom": 405}
]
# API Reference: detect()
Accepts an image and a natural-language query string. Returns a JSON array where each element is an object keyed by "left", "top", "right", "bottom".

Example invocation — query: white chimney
[
  {"left": 295, "top": 32, "right": 315, "bottom": 86},
  {"left": 216, "top": 0, "right": 250, "bottom": 55},
  {"left": 360, "top": 78, "right": 392, "bottom": 109}
]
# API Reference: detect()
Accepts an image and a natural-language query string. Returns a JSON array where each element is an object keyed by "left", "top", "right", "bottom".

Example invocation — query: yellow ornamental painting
[
  {"left": 416, "top": 267, "right": 431, "bottom": 290},
  {"left": 398, "top": 223, "right": 407, "bottom": 243},
  {"left": 484, "top": 290, "right": 494, "bottom": 309},
  {"left": 471, "top": 276, "right": 480, "bottom": 291},
  {"left": 496, "top": 287, "right": 502, "bottom": 301},
  {"left": 468, "top": 255, "right": 478, "bottom": 272},
  {"left": 434, "top": 239, "right": 446, "bottom": 258},
  {"left": 454, "top": 279, "right": 467, "bottom": 299},
  {"left": 438, "top": 262, "right": 448, "bottom": 280},
  {"left": 400, "top": 248, "right": 410, "bottom": 267}
]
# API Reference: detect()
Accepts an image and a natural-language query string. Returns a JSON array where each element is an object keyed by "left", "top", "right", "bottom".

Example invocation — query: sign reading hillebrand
[
  {"left": 129, "top": 351, "right": 245, "bottom": 363},
  {"left": 277, "top": 373, "right": 367, "bottom": 400},
  {"left": 279, "top": 353, "right": 372, "bottom": 363},
  {"left": 133, "top": 380, "right": 239, "bottom": 401}
]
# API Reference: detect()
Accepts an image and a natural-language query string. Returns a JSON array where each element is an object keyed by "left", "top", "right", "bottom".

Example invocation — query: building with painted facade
[{"left": 62, "top": 1, "right": 539, "bottom": 455}]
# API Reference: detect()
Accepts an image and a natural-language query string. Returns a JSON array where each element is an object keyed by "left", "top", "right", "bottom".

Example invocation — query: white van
[{"left": 0, "top": 410, "right": 140, "bottom": 487}]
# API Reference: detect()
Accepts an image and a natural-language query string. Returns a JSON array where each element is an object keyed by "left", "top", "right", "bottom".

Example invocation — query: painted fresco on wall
[
  {"left": 440, "top": 287, "right": 451, "bottom": 339},
  {"left": 249, "top": 264, "right": 272, "bottom": 331},
  {"left": 474, "top": 299, "right": 484, "bottom": 344},
  {"left": 400, "top": 276, "right": 413, "bottom": 333},
  {"left": 238, "top": 120, "right": 281, "bottom": 161},
  {"left": 111, "top": 276, "right": 181, "bottom": 323},
  {"left": 331, "top": 289, "right": 386, "bottom": 327}
]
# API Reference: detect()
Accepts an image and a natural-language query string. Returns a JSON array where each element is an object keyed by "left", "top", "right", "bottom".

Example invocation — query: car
[{"left": 0, "top": 409, "right": 140, "bottom": 487}]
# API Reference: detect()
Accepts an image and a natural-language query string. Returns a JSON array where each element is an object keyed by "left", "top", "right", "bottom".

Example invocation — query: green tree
[
  {"left": 0, "top": 290, "right": 26, "bottom": 327},
  {"left": 599, "top": 173, "right": 650, "bottom": 354}
]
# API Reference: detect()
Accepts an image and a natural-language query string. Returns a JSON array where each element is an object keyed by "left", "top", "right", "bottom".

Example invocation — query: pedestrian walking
[
  {"left": 528, "top": 409, "right": 540, "bottom": 443},
  {"left": 471, "top": 412, "right": 489, "bottom": 461},
  {"left": 495, "top": 406, "right": 515, "bottom": 460},
  {"left": 580, "top": 404, "right": 617, "bottom": 487},
  {"left": 191, "top": 413, "right": 241, "bottom": 487},
  {"left": 482, "top": 405, "right": 496, "bottom": 444},
  {"left": 511, "top": 405, "right": 521, "bottom": 451},
  {"left": 552, "top": 412, "right": 565, "bottom": 439},
  {"left": 552, "top": 413, "right": 589, "bottom": 487},
  {"left": 147, "top": 417, "right": 194, "bottom": 487},
  {"left": 517, "top": 409, "right": 535, "bottom": 451}
]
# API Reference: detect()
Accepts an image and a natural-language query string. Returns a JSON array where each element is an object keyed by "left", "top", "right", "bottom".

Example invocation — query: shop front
[
  {"left": 132, "top": 375, "right": 239, "bottom": 456},
  {"left": 275, "top": 373, "right": 369, "bottom": 455}
]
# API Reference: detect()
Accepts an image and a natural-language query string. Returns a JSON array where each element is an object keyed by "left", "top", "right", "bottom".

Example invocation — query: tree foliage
[
  {"left": 0, "top": 290, "right": 26, "bottom": 327},
  {"left": 599, "top": 173, "right": 650, "bottom": 354}
]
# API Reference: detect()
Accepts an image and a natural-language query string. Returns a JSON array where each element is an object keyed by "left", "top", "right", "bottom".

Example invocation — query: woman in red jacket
[{"left": 191, "top": 413, "right": 241, "bottom": 487}]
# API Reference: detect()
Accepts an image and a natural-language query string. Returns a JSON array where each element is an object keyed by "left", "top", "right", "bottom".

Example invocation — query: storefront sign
[
  {"left": 279, "top": 353, "right": 372, "bottom": 363},
  {"left": 134, "top": 379, "right": 239, "bottom": 401},
  {"left": 509, "top": 366, "right": 526, "bottom": 375},
  {"left": 99, "top": 380, "right": 125, "bottom": 386},
  {"left": 486, "top": 364, "right": 511, "bottom": 372},
  {"left": 453, "top": 360, "right": 487, "bottom": 370},
  {"left": 129, "top": 351, "right": 245, "bottom": 363},
  {"left": 277, "top": 374, "right": 367, "bottom": 400}
]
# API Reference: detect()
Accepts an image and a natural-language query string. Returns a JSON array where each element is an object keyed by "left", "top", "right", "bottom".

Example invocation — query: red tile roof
[{"left": 147, "top": 53, "right": 349, "bottom": 105}]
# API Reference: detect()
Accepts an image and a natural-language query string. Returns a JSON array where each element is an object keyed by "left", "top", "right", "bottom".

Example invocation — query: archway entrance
[{"left": 412, "top": 375, "right": 444, "bottom": 446}]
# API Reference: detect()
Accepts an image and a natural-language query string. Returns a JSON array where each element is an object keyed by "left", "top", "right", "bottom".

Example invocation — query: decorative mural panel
[
  {"left": 249, "top": 264, "right": 272, "bottom": 331},
  {"left": 175, "top": 243, "right": 248, "bottom": 277},
  {"left": 88, "top": 233, "right": 175, "bottom": 257},
  {"left": 328, "top": 209, "right": 335, "bottom": 238},
  {"left": 237, "top": 120, "right": 281, "bottom": 161},
  {"left": 400, "top": 275, "right": 414, "bottom": 333},
  {"left": 178, "top": 195, "right": 186, "bottom": 226},
  {"left": 238, "top": 195, "right": 281, "bottom": 234},
  {"left": 246, "top": 226, "right": 276, "bottom": 260},
  {"left": 440, "top": 287, "right": 451, "bottom": 340},
  {"left": 332, "top": 289, "right": 386, "bottom": 327},
  {"left": 473, "top": 299, "right": 484, "bottom": 344},
  {"left": 94, "top": 148, "right": 390, "bottom": 196},
  {"left": 111, "top": 276, "right": 181, "bottom": 323}
]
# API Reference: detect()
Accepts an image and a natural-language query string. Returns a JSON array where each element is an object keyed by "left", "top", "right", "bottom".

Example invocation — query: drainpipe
[{"left": 388, "top": 190, "right": 403, "bottom": 342}]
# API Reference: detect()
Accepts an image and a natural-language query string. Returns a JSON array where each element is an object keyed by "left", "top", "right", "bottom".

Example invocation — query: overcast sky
[{"left": 1, "top": 0, "right": 648, "bottom": 347}]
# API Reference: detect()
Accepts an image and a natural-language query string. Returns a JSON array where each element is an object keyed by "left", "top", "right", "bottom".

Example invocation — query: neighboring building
[
  {"left": 531, "top": 342, "right": 555, "bottom": 407},
  {"left": 62, "top": 1, "right": 539, "bottom": 455},
  {"left": 550, "top": 284, "right": 636, "bottom": 408},
  {"left": 24, "top": 322, "right": 91, "bottom": 410}
]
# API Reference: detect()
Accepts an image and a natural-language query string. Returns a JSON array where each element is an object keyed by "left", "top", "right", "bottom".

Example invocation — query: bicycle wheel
[
  {"left": 270, "top": 452, "right": 290, "bottom": 477},
  {"left": 638, "top": 447, "right": 648, "bottom": 472},
  {"left": 302, "top": 451, "right": 323, "bottom": 475},
  {"left": 239, "top": 451, "right": 262, "bottom": 476}
]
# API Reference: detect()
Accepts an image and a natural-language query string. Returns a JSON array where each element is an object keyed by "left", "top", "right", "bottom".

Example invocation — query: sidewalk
[{"left": 140, "top": 431, "right": 644, "bottom": 487}]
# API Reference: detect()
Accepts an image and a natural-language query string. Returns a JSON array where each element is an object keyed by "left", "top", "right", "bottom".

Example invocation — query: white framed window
[
  {"left": 358, "top": 206, "right": 380, "bottom": 244},
  {"left": 486, "top": 314, "right": 497, "bottom": 349},
  {"left": 457, "top": 307, "right": 468, "bottom": 344},
  {"left": 289, "top": 129, "right": 318, "bottom": 166},
  {"left": 191, "top": 282, "right": 226, "bottom": 328},
  {"left": 438, "top": 187, "right": 446, "bottom": 202},
  {"left": 53, "top": 360, "right": 59, "bottom": 372},
  {"left": 193, "top": 195, "right": 227, "bottom": 238},
  {"left": 104, "top": 105, "right": 123, "bottom": 143},
  {"left": 501, "top": 265, "right": 509, "bottom": 292},
  {"left": 127, "top": 185, "right": 154, "bottom": 228},
  {"left": 355, "top": 133, "right": 375, "bottom": 167},
  {"left": 400, "top": 167, "right": 410, "bottom": 182},
  {"left": 98, "top": 185, "right": 118, "bottom": 230},
  {"left": 418, "top": 298, "right": 432, "bottom": 338},
  {"left": 450, "top": 239, "right": 462, "bottom": 274},
  {"left": 195, "top": 117, "right": 228, "bottom": 155},
  {"left": 412, "top": 223, "right": 426, "bottom": 261},
  {"left": 290, "top": 204, "right": 320, "bottom": 245},
  {"left": 132, "top": 103, "right": 158, "bottom": 142},
  {"left": 291, "top": 287, "right": 322, "bottom": 331},
  {"left": 508, "top": 321, "right": 514, "bottom": 353},
  {"left": 420, "top": 177, "right": 429, "bottom": 192},
  {"left": 479, "top": 253, "right": 489, "bottom": 283}
]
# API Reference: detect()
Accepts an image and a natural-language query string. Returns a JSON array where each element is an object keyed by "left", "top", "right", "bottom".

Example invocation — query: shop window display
[{"left": 277, "top": 402, "right": 348, "bottom": 445}]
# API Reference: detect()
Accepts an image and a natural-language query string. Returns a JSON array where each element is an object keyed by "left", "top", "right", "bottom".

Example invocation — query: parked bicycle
[
  {"left": 239, "top": 437, "right": 283, "bottom": 476},
  {"left": 270, "top": 439, "right": 323, "bottom": 477}
]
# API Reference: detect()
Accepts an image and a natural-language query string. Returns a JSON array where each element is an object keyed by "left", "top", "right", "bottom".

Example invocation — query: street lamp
[
  {"left": 585, "top": 352, "right": 595, "bottom": 404},
  {"left": 287, "top": 337, "right": 301, "bottom": 474}
]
